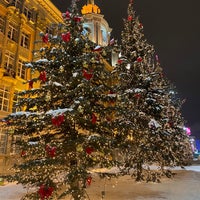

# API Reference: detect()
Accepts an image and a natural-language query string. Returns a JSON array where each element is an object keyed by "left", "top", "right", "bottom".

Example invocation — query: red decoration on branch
[
  {"left": 21, "top": 150, "right": 27, "bottom": 157},
  {"left": 86, "top": 147, "right": 94, "bottom": 155},
  {"left": 39, "top": 71, "right": 47, "bottom": 82},
  {"left": 91, "top": 113, "right": 97, "bottom": 124},
  {"left": 74, "top": 16, "right": 82, "bottom": 22},
  {"left": 134, "top": 93, "right": 141, "bottom": 99},
  {"left": 128, "top": 16, "right": 133, "bottom": 21},
  {"left": 62, "top": 32, "right": 71, "bottom": 42},
  {"left": 118, "top": 59, "right": 123, "bottom": 64},
  {"left": 83, "top": 69, "right": 93, "bottom": 80},
  {"left": 46, "top": 145, "right": 56, "bottom": 157},
  {"left": 51, "top": 114, "right": 64, "bottom": 126},
  {"left": 139, "top": 23, "right": 143, "bottom": 29},
  {"left": 86, "top": 176, "right": 92, "bottom": 186},
  {"left": 29, "top": 80, "right": 33, "bottom": 89},
  {"left": 137, "top": 57, "right": 143, "bottom": 62},
  {"left": 66, "top": 11, "right": 71, "bottom": 20},
  {"left": 42, "top": 33, "right": 49, "bottom": 43},
  {"left": 38, "top": 185, "right": 54, "bottom": 200},
  {"left": 94, "top": 45, "right": 102, "bottom": 52},
  {"left": 109, "top": 38, "right": 115, "bottom": 46}
]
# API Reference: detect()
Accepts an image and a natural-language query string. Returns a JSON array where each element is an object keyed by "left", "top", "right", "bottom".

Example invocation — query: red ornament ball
[
  {"left": 62, "top": 32, "right": 71, "bottom": 42},
  {"left": 42, "top": 33, "right": 48, "bottom": 43},
  {"left": 137, "top": 57, "right": 143, "bottom": 62},
  {"left": 86, "top": 176, "right": 92, "bottom": 186},
  {"left": 86, "top": 147, "right": 94, "bottom": 155},
  {"left": 38, "top": 185, "right": 54, "bottom": 200},
  {"left": 128, "top": 15, "right": 133, "bottom": 21}
]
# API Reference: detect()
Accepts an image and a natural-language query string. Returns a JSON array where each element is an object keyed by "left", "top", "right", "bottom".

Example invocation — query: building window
[
  {"left": 23, "top": 6, "right": 33, "bottom": 21},
  {"left": 4, "top": 51, "right": 16, "bottom": 78},
  {"left": 0, "top": 85, "right": 10, "bottom": 112},
  {"left": 4, "top": 51, "right": 14, "bottom": 70},
  {"left": 17, "top": 59, "right": 26, "bottom": 79},
  {"left": 12, "top": 0, "right": 22, "bottom": 9},
  {"left": 7, "top": 24, "right": 18, "bottom": 42},
  {"left": 10, "top": 135, "right": 21, "bottom": 155},
  {"left": 12, "top": 90, "right": 19, "bottom": 113},
  {"left": 21, "top": 32, "right": 30, "bottom": 49},
  {"left": 0, "top": 16, "right": 5, "bottom": 33},
  {"left": 0, "top": 130, "right": 7, "bottom": 154}
]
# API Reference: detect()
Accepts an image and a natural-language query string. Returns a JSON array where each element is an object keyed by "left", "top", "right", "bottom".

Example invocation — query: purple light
[{"left": 185, "top": 127, "right": 191, "bottom": 136}]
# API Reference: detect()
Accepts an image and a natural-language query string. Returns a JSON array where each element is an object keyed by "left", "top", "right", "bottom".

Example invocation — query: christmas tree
[
  {"left": 4, "top": 1, "right": 119, "bottom": 199},
  {"left": 112, "top": 0, "right": 192, "bottom": 182}
]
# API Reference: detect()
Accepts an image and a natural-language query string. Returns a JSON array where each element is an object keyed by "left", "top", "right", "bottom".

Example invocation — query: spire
[
  {"left": 87, "top": 0, "right": 94, "bottom": 4},
  {"left": 81, "top": 0, "right": 101, "bottom": 14}
]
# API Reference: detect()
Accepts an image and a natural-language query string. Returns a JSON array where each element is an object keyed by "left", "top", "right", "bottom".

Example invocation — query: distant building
[
  {"left": 81, "top": 0, "right": 112, "bottom": 46},
  {"left": 81, "top": 0, "right": 118, "bottom": 67}
]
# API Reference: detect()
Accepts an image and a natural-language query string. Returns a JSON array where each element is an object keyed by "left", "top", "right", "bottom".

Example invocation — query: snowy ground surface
[{"left": 1, "top": 165, "right": 200, "bottom": 200}]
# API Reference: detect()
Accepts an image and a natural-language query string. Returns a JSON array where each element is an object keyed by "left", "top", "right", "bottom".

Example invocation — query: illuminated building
[
  {"left": 81, "top": 0, "right": 112, "bottom": 46},
  {"left": 81, "top": 0, "right": 118, "bottom": 67},
  {"left": 0, "top": 0, "right": 62, "bottom": 175}
]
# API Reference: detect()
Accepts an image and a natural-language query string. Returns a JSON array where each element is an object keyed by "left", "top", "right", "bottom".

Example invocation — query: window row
[
  {"left": 0, "top": 85, "right": 19, "bottom": 112},
  {"left": 4, "top": 51, "right": 27, "bottom": 79},
  {"left": 0, "top": 17, "right": 31, "bottom": 49},
  {"left": 7, "top": 23, "right": 31, "bottom": 49},
  {"left": 4, "top": 0, "right": 35, "bottom": 21},
  {"left": 0, "top": 129, "right": 20, "bottom": 155}
]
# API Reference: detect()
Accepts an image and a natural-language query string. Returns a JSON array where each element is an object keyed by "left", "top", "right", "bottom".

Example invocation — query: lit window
[
  {"left": 0, "top": 130, "right": 7, "bottom": 154},
  {"left": 4, "top": 51, "right": 14, "bottom": 70},
  {"left": 45, "top": 26, "right": 52, "bottom": 34},
  {"left": 23, "top": 6, "right": 33, "bottom": 21},
  {"left": 12, "top": 0, "right": 22, "bottom": 8},
  {"left": 21, "top": 32, "right": 30, "bottom": 49},
  {"left": 10, "top": 135, "right": 21, "bottom": 155},
  {"left": 17, "top": 59, "right": 26, "bottom": 79},
  {"left": 0, "top": 16, "right": 5, "bottom": 33},
  {"left": 0, "top": 85, "right": 10, "bottom": 112},
  {"left": 4, "top": 51, "right": 16, "bottom": 77},
  {"left": 7, "top": 24, "right": 18, "bottom": 42},
  {"left": 12, "top": 90, "right": 18, "bottom": 113}
]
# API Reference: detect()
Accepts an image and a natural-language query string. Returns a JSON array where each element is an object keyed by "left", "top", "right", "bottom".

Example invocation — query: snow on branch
[
  {"left": 10, "top": 111, "right": 40, "bottom": 117},
  {"left": 46, "top": 108, "right": 73, "bottom": 117},
  {"left": 148, "top": 118, "right": 161, "bottom": 129}
]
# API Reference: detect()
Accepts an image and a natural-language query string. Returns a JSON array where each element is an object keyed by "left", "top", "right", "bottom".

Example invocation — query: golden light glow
[{"left": 81, "top": 4, "right": 101, "bottom": 14}]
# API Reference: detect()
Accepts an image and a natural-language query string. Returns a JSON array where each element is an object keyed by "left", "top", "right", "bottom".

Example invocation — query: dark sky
[{"left": 52, "top": 0, "right": 200, "bottom": 139}]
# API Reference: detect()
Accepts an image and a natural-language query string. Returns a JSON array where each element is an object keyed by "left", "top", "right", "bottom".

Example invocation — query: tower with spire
[{"left": 81, "top": 0, "right": 112, "bottom": 46}]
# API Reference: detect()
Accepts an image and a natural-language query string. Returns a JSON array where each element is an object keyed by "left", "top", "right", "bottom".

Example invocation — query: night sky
[{"left": 52, "top": 0, "right": 200, "bottom": 139}]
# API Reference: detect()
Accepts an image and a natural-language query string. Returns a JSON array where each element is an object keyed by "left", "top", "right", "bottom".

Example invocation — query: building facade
[
  {"left": 81, "top": 0, "right": 112, "bottom": 46},
  {"left": 0, "top": 0, "right": 63, "bottom": 175}
]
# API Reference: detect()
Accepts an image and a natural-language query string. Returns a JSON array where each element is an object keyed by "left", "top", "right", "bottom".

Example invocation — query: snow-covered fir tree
[
  {"left": 3, "top": 1, "right": 119, "bottom": 199},
  {"left": 111, "top": 0, "right": 193, "bottom": 182}
]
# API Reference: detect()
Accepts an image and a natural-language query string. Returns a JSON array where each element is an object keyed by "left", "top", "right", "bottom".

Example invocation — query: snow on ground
[{"left": 1, "top": 165, "right": 200, "bottom": 200}]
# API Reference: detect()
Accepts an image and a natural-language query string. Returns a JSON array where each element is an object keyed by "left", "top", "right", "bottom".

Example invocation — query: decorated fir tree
[
  {"left": 4, "top": 1, "right": 119, "bottom": 199},
  {"left": 112, "top": 0, "right": 192, "bottom": 181}
]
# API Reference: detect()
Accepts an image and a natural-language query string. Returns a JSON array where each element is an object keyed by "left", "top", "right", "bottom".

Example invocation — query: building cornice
[{"left": 36, "top": 0, "right": 63, "bottom": 22}]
